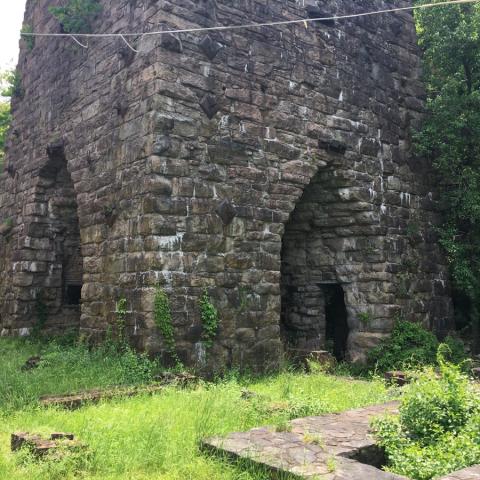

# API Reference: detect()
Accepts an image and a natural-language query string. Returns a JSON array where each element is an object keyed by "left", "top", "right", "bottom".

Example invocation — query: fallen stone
[
  {"left": 21, "top": 356, "right": 42, "bottom": 371},
  {"left": 240, "top": 389, "right": 257, "bottom": 400},
  {"left": 153, "top": 371, "right": 199, "bottom": 387},
  {"left": 50, "top": 432, "right": 75, "bottom": 440},
  {"left": 288, "top": 349, "right": 336, "bottom": 370},
  {"left": 438, "top": 465, "right": 480, "bottom": 479},
  {"left": 11, "top": 432, "right": 84, "bottom": 457},
  {"left": 471, "top": 367, "right": 480, "bottom": 380},
  {"left": 40, "top": 384, "right": 165, "bottom": 409},
  {"left": 384, "top": 371, "right": 409, "bottom": 386}
]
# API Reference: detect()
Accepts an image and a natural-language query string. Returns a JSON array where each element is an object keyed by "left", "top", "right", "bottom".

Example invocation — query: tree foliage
[
  {"left": 414, "top": 0, "right": 480, "bottom": 350},
  {"left": 0, "top": 71, "right": 13, "bottom": 173},
  {"left": 49, "top": 0, "right": 102, "bottom": 34}
]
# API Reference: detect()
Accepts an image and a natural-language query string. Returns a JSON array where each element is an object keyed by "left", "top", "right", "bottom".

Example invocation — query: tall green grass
[
  {"left": 0, "top": 339, "right": 159, "bottom": 411},
  {"left": 0, "top": 338, "right": 389, "bottom": 479}
]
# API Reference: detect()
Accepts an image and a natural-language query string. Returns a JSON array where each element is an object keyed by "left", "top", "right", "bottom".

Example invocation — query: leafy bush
[
  {"left": 400, "top": 365, "right": 475, "bottom": 443},
  {"left": 49, "top": 0, "right": 102, "bottom": 34},
  {"left": 114, "top": 346, "right": 158, "bottom": 384},
  {"left": 372, "top": 359, "right": 480, "bottom": 480},
  {"left": 367, "top": 320, "right": 439, "bottom": 372},
  {"left": 441, "top": 335, "right": 469, "bottom": 366}
]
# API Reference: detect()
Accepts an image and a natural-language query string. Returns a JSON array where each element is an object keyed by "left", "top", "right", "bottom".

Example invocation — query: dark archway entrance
[
  {"left": 280, "top": 167, "right": 351, "bottom": 360},
  {"left": 37, "top": 142, "right": 83, "bottom": 330}
]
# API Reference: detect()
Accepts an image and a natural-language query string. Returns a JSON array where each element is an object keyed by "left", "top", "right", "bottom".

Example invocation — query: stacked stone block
[{"left": 0, "top": 0, "right": 453, "bottom": 369}]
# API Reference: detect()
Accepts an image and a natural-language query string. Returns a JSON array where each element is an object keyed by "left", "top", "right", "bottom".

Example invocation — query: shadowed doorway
[{"left": 323, "top": 284, "right": 349, "bottom": 361}]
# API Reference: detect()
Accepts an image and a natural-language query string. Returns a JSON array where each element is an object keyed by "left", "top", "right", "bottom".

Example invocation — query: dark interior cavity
[
  {"left": 342, "top": 444, "right": 387, "bottom": 470},
  {"left": 323, "top": 284, "right": 349, "bottom": 361}
]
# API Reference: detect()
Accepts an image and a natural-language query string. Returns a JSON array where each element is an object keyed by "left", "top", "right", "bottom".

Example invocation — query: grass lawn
[{"left": 0, "top": 338, "right": 391, "bottom": 480}]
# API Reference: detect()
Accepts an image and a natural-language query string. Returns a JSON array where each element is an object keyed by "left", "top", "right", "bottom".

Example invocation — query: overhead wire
[{"left": 19, "top": 0, "right": 480, "bottom": 48}]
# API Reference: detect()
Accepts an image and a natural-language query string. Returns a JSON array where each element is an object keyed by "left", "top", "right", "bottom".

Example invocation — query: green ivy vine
[
  {"left": 200, "top": 289, "right": 219, "bottom": 349},
  {"left": 115, "top": 297, "right": 128, "bottom": 346},
  {"left": 154, "top": 287, "right": 180, "bottom": 363}
]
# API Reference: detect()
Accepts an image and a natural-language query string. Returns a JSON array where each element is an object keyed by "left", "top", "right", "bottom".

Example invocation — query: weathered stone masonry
[{"left": 0, "top": 0, "right": 453, "bottom": 370}]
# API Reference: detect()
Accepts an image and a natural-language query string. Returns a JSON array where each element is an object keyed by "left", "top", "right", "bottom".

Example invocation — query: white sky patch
[{"left": 0, "top": 2, "right": 27, "bottom": 71}]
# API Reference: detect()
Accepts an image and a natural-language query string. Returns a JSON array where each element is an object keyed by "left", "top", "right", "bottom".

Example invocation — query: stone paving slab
[
  {"left": 203, "top": 402, "right": 480, "bottom": 479},
  {"left": 204, "top": 426, "right": 406, "bottom": 479},
  {"left": 439, "top": 466, "right": 480, "bottom": 480},
  {"left": 289, "top": 401, "right": 399, "bottom": 458},
  {"left": 203, "top": 402, "right": 407, "bottom": 479}
]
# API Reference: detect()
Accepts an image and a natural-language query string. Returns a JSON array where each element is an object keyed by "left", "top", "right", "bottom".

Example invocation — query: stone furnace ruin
[{"left": 0, "top": 0, "right": 453, "bottom": 370}]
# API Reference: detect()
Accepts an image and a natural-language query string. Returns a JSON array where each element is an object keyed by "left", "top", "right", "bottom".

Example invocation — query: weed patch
[{"left": 0, "top": 338, "right": 389, "bottom": 480}]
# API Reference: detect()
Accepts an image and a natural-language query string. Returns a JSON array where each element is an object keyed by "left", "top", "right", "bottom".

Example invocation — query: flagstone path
[{"left": 202, "top": 401, "right": 480, "bottom": 479}]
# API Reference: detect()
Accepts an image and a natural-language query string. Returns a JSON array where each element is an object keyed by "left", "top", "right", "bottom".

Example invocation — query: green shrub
[
  {"left": 49, "top": 0, "right": 102, "bottom": 34},
  {"left": 367, "top": 320, "right": 439, "bottom": 372},
  {"left": 441, "top": 335, "right": 468, "bottom": 366},
  {"left": 115, "top": 347, "right": 158, "bottom": 384},
  {"left": 400, "top": 364, "right": 475, "bottom": 443},
  {"left": 372, "top": 360, "right": 480, "bottom": 480}
]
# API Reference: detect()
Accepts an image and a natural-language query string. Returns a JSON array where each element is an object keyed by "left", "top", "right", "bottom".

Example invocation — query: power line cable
[{"left": 20, "top": 0, "right": 479, "bottom": 44}]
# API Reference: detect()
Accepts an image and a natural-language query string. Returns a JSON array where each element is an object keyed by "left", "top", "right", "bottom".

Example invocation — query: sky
[{"left": 0, "top": 1, "right": 28, "bottom": 71}]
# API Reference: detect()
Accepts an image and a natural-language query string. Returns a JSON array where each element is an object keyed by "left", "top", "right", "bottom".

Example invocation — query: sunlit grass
[{"left": 0, "top": 338, "right": 389, "bottom": 479}]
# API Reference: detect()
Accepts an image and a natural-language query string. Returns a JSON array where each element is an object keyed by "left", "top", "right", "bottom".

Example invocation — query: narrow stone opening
[
  {"left": 323, "top": 284, "right": 349, "bottom": 361},
  {"left": 36, "top": 143, "right": 83, "bottom": 330}
]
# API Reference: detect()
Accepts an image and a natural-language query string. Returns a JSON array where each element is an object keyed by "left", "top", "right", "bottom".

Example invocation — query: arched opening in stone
[
  {"left": 37, "top": 142, "right": 83, "bottom": 329},
  {"left": 280, "top": 167, "right": 352, "bottom": 360}
]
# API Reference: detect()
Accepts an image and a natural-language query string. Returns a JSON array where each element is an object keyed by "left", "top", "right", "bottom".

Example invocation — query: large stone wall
[{"left": 0, "top": 0, "right": 453, "bottom": 370}]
